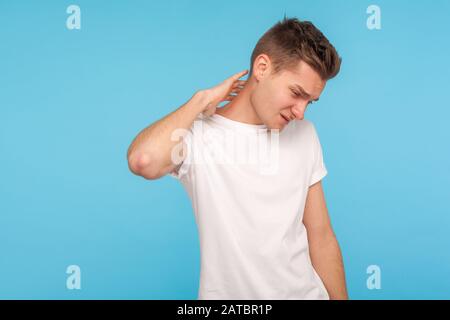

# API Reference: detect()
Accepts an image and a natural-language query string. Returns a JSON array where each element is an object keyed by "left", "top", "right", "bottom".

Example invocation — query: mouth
[{"left": 280, "top": 113, "right": 290, "bottom": 123}]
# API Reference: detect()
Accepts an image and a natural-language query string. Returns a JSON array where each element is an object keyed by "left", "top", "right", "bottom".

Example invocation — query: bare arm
[
  {"left": 127, "top": 90, "right": 208, "bottom": 179},
  {"left": 303, "top": 181, "right": 349, "bottom": 300},
  {"left": 127, "top": 70, "right": 248, "bottom": 180}
]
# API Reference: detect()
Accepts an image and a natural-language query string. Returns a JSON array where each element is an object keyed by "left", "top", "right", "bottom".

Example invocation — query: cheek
[
  {"left": 276, "top": 92, "right": 292, "bottom": 108},
  {"left": 252, "top": 81, "right": 291, "bottom": 119},
  {"left": 260, "top": 85, "right": 284, "bottom": 110},
  {"left": 270, "top": 91, "right": 293, "bottom": 115}
]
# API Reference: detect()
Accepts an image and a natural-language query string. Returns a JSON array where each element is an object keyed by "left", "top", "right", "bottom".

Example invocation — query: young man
[{"left": 127, "top": 17, "right": 348, "bottom": 300}]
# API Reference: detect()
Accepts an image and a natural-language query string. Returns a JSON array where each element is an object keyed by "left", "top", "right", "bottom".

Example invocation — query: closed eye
[
  {"left": 291, "top": 89, "right": 302, "bottom": 98},
  {"left": 291, "top": 89, "right": 315, "bottom": 105}
]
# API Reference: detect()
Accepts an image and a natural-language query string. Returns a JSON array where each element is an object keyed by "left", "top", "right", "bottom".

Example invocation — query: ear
[{"left": 252, "top": 54, "right": 271, "bottom": 81}]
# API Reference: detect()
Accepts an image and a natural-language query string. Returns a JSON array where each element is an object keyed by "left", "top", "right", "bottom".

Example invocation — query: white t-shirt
[{"left": 170, "top": 113, "right": 329, "bottom": 300}]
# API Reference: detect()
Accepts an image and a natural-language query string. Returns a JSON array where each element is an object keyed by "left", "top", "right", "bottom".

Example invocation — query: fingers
[
  {"left": 229, "top": 86, "right": 244, "bottom": 97},
  {"left": 225, "top": 93, "right": 238, "bottom": 101},
  {"left": 232, "top": 80, "right": 246, "bottom": 88},
  {"left": 224, "top": 94, "right": 234, "bottom": 101},
  {"left": 229, "top": 80, "right": 246, "bottom": 97},
  {"left": 230, "top": 86, "right": 243, "bottom": 93},
  {"left": 230, "top": 69, "right": 248, "bottom": 81}
]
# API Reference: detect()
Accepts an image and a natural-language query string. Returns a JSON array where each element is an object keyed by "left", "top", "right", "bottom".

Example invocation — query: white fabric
[{"left": 170, "top": 113, "right": 329, "bottom": 300}]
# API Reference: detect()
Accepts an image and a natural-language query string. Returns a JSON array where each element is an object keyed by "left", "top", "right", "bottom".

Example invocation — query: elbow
[{"left": 127, "top": 151, "right": 163, "bottom": 180}]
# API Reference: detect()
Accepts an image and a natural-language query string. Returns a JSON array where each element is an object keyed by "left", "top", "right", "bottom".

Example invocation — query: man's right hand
[
  {"left": 201, "top": 69, "right": 249, "bottom": 117},
  {"left": 127, "top": 69, "right": 250, "bottom": 180}
]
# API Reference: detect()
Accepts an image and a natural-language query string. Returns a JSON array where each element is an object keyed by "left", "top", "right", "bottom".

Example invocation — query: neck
[{"left": 215, "top": 79, "right": 263, "bottom": 125}]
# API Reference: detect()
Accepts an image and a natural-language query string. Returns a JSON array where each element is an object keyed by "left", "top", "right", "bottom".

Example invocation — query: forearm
[
  {"left": 308, "top": 231, "right": 348, "bottom": 300},
  {"left": 127, "top": 90, "right": 210, "bottom": 178}
]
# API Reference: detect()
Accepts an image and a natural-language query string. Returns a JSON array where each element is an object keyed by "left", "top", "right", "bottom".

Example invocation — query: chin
[
  {"left": 266, "top": 122, "right": 285, "bottom": 131},
  {"left": 261, "top": 114, "right": 286, "bottom": 131}
]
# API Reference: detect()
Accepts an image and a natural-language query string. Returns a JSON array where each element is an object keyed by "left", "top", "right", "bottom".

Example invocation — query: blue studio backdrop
[{"left": 1, "top": 0, "right": 449, "bottom": 299}]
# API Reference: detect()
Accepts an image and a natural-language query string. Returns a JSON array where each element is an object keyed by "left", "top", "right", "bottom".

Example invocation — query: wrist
[{"left": 192, "top": 90, "right": 213, "bottom": 113}]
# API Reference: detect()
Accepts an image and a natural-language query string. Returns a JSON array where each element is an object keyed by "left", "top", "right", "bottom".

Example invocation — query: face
[{"left": 250, "top": 54, "right": 326, "bottom": 131}]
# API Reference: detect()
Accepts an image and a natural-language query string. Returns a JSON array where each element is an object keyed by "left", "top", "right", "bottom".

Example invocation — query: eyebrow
[{"left": 293, "top": 84, "right": 320, "bottom": 102}]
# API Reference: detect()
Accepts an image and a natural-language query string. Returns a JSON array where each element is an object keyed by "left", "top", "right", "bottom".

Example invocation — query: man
[{"left": 127, "top": 17, "right": 348, "bottom": 300}]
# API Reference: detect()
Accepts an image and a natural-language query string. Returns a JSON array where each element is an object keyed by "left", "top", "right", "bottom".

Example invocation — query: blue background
[{"left": 1, "top": 0, "right": 449, "bottom": 299}]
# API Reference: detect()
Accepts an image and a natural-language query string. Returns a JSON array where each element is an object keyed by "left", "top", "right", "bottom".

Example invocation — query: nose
[{"left": 291, "top": 103, "right": 307, "bottom": 120}]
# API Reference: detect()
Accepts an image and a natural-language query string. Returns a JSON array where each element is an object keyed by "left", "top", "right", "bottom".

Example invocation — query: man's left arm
[{"left": 303, "top": 181, "right": 348, "bottom": 300}]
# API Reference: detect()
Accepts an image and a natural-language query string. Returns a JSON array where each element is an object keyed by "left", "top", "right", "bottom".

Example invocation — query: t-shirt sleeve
[
  {"left": 308, "top": 122, "right": 328, "bottom": 187},
  {"left": 168, "top": 114, "right": 202, "bottom": 180},
  {"left": 168, "top": 128, "right": 193, "bottom": 180}
]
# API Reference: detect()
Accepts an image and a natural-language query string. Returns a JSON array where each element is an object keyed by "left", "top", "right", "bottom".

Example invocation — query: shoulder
[
  {"left": 287, "top": 118, "right": 318, "bottom": 139},
  {"left": 283, "top": 119, "right": 325, "bottom": 156}
]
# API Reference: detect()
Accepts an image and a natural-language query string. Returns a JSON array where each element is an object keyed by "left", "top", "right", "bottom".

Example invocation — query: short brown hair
[{"left": 250, "top": 17, "right": 342, "bottom": 81}]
